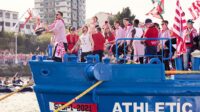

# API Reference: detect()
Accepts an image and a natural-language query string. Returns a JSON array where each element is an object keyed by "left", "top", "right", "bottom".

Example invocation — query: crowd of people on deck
[{"left": 42, "top": 11, "right": 200, "bottom": 71}]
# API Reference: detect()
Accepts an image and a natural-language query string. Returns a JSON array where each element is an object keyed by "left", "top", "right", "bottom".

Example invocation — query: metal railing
[{"left": 115, "top": 38, "right": 172, "bottom": 63}]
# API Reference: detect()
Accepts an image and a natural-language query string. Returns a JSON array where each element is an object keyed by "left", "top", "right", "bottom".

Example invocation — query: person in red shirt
[
  {"left": 92, "top": 27, "right": 106, "bottom": 62},
  {"left": 104, "top": 27, "right": 115, "bottom": 44},
  {"left": 143, "top": 18, "right": 159, "bottom": 63},
  {"left": 66, "top": 27, "right": 79, "bottom": 55},
  {"left": 104, "top": 27, "right": 115, "bottom": 56}
]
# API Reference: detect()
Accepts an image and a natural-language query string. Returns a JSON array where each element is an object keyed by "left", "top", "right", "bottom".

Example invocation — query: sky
[{"left": 0, "top": 0, "right": 199, "bottom": 28}]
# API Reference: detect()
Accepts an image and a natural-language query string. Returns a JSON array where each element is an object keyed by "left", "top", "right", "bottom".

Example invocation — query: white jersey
[
  {"left": 132, "top": 27, "right": 145, "bottom": 61},
  {"left": 80, "top": 33, "right": 93, "bottom": 52}
]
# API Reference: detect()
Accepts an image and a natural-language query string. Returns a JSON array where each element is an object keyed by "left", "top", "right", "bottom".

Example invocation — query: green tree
[
  {"left": 0, "top": 32, "right": 51, "bottom": 54},
  {"left": 109, "top": 7, "right": 136, "bottom": 27}
]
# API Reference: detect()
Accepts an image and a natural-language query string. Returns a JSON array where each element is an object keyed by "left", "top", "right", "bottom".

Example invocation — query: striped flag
[
  {"left": 173, "top": 0, "right": 187, "bottom": 56},
  {"left": 146, "top": 0, "right": 164, "bottom": 19},
  {"left": 188, "top": 0, "right": 200, "bottom": 20},
  {"left": 20, "top": 9, "right": 32, "bottom": 29}
]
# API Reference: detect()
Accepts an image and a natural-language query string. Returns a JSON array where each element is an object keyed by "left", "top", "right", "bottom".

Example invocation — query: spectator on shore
[
  {"left": 27, "top": 76, "right": 33, "bottom": 84},
  {"left": 4, "top": 77, "right": 10, "bottom": 86},
  {"left": 16, "top": 77, "right": 24, "bottom": 85},
  {"left": 0, "top": 77, "right": 2, "bottom": 86},
  {"left": 12, "top": 77, "right": 17, "bottom": 86}
]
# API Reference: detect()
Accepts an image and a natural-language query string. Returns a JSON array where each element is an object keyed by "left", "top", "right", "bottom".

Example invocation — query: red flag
[
  {"left": 146, "top": 0, "right": 164, "bottom": 19},
  {"left": 188, "top": 0, "right": 200, "bottom": 20},
  {"left": 173, "top": 0, "right": 187, "bottom": 56},
  {"left": 20, "top": 9, "right": 32, "bottom": 29}
]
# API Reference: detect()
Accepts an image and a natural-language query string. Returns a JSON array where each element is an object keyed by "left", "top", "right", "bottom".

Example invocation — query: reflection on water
[{"left": 0, "top": 92, "right": 39, "bottom": 112}]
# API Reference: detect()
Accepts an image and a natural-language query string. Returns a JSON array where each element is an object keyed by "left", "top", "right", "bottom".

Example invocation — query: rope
[
  {"left": 165, "top": 70, "right": 200, "bottom": 75},
  {"left": 54, "top": 81, "right": 103, "bottom": 112},
  {"left": 0, "top": 81, "right": 34, "bottom": 101}
]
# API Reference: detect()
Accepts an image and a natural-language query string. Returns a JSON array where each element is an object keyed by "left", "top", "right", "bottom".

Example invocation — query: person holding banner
[{"left": 46, "top": 11, "right": 68, "bottom": 62}]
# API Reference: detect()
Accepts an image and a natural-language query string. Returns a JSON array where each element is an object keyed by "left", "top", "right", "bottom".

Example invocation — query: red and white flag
[
  {"left": 188, "top": 0, "right": 200, "bottom": 20},
  {"left": 173, "top": 0, "right": 187, "bottom": 56},
  {"left": 20, "top": 9, "right": 32, "bottom": 29},
  {"left": 146, "top": 0, "right": 164, "bottom": 19},
  {"left": 55, "top": 42, "right": 66, "bottom": 58}
]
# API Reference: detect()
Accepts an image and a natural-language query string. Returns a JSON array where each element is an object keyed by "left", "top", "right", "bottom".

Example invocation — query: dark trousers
[
  {"left": 93, "top": 50, "right": 104, "bottom": 62},
  {"left": 139, "top": 57, "right": 144, "bottom": 64},
  {"left": 81, "top": 51, "right": 92, "bottom": 62},
  {"left": 144, "top": 46, "right": 157, "bottom": 63},
  {"left": 52, "top": 43, "right": 68, "bottom": 62},
  {"left": 157, "top": 49, "right": 170, "bottom": 70},
  {"left": 112, "top": 42, "right": 128, "bottom": 57},
  {"left": 165, "top": 38, "right": 176, "bottom": 56}
]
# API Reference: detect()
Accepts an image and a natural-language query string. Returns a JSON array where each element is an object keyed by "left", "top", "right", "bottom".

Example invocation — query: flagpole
[
  {"left": 13, "top": 9, "right": 32, "bottom": 64},
  {"left": 13, "top": 9, "right": 28, "bottom": 64}
]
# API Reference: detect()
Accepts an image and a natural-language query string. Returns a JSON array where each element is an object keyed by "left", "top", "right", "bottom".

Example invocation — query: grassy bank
[{"left": 0, "top": 64, "right": 31, "bottom": 77}]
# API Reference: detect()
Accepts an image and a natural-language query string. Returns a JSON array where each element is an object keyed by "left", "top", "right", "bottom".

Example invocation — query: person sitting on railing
[{"left": 142, "top": 18, "right": 159, "bottom": 63}]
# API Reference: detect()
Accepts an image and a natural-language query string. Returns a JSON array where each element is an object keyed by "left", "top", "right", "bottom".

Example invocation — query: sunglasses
[{"left": 56, "top": 14, "right": 60, "bottom": 16}]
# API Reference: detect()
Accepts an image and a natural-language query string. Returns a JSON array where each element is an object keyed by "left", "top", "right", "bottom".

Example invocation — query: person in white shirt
[
  {"left": 46, "top": 11, "right": 67, "bottom": 62},
  {"left": 71, "top": 25, "right": 94, "bottom": 62},
  {"left": 131, "top": 19, "right": 144, "bottom": 64},
  {"left": 123, "top": 18, "right": 133, "bottom": 61},
  {"left": 159, "top": 20, "right": 171, "bottom": 70},
  {"left": 112, "top": 20, "right": 125, "bottom": 57}
]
